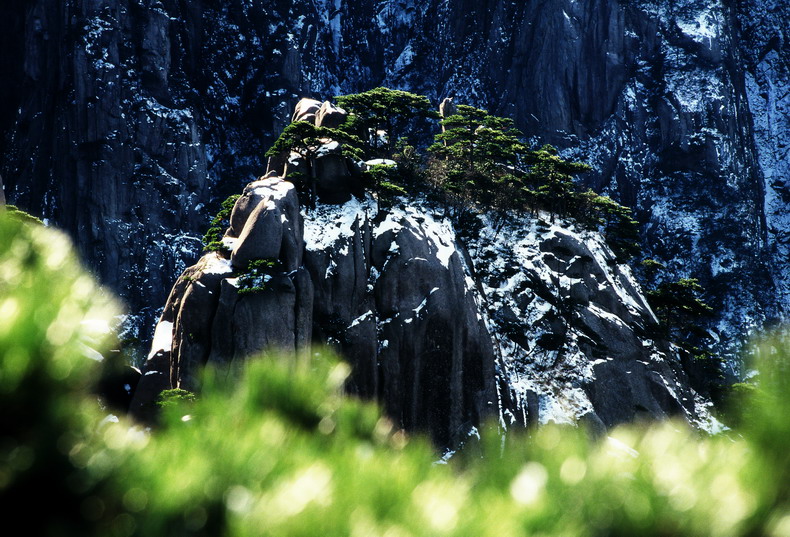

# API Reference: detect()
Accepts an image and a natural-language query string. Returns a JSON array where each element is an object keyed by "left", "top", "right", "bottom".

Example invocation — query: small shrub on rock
[
  {"left": 237, "top": 258, "right": 281, "bottom": 296},
  {"left": 202, "top": 194, "right": 240, "bottom": 254}
]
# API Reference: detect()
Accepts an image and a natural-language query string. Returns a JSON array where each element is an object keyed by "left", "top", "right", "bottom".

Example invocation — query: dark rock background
[{"left": 0, "top": 0, "right": 787, "bottom": 362}]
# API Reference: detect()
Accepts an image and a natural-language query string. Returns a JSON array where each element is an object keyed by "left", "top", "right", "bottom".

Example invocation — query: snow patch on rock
[{"left": 148, "top": 320, "right": 174, "bottom": 360}]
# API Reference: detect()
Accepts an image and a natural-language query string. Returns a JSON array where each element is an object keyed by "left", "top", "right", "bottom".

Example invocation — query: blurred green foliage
[
  {"left": 3, "top": 204, "right": 44, "bottom": 225},
  {"left": 3, "top": 210, "right": 790, "bottom": 536}
]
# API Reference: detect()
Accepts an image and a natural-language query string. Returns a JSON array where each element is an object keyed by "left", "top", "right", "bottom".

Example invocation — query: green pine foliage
[
  {"left": 156, "top": 388, "right": 197, "bottom": 409},
  {"left": 426, "top": 106, "right": 637, "bottom": 255},
  {"left": 647, "top": 277, "right": 714, "bottom": 333},
  {"left": 579, "top": 192, "right": 641, "bottom": 262},
  {"left": 6, "top": 211, "right": 790, "bottom": 536},
  {"left": 3, "top": 204, "right": 44, "bottom": 225},
  {"left": 429, "top": 105, "right": 530, "bottom": 208},
  {"left": 266, "top": 91, "right": 639, "bottom": 267},
  {"left": 636, "top": 259, "right": 721, "bottom": 392},
  {"left": 0, "top": 210, "right": 119, "bottom": 535},
  {"left": 335, "top": 87, "right": 438, "bottom": 157},
  {"left": 236, "top": 258, "right": 281, "bottom": 296},
  {"left": 265, "top": 121, "right": 364, "bottom": 163},
  {"left": 647, "top": 276, "right": 718, "bottom": 372},
  {"left": 640, "top": 258, "right": 667, "bottom": 283},
  {"left": 391, "top": 138, "right": 426, "bottom": 188},
  {"left": 362, "top": 164, "right": 408, "bottom": 205},
  {"left": 202, "top": 194, "right": 241, "bottom": 253}
]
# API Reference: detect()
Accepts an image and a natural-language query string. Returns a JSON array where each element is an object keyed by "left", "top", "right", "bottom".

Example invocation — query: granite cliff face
[
  {"left": 0, "top": 1, "right": 787, "bottom": 364},
  {"left": 131, "top": 157, "right": 714, "bottom": 446}
]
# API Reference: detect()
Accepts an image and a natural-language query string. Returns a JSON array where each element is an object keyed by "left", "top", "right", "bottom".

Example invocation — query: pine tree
[
  {"left": 647, "top": 277, "right": 714, "bottom": 338},
  {"left": 589, "top": 193, "right": 641, "bottom": 262},
  {"left": 524, "top": 145, "right": 591, "bottom": 221},
  {"left": 335, "top": 87, "right": 438, "bottom": 157},
  {"left": 202, "top": 194, "right": 241, "bottom": 253},
  {"left": 265, "top": 121, "right": 362, "bottom": 207},
  {"left": 428, "top": 105, "right": 531, "bottom": 216}
]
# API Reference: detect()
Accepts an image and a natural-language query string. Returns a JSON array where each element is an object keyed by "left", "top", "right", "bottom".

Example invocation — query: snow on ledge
[
  {"left": 202, "top": 253, "right": 233, "bottom": 275},
  {"left": 303, "top": 197, "right": 373, "bottom": 252},
  {"left": 250, "top": 177, "right": 295, "bottom": 202}
]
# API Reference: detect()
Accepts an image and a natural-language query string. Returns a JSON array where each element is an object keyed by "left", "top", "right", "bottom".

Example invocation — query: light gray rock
[
  {"left": 231, "top": 200, "right": 283, "bottom": 269},
  {"left": 229, "top": 178, "right": 303, "bottom": 270},
  {"left": 291, "top": 97, "right": 322, "bottom": 124},
  {"left": 439, "top": 97, "right": 457, "bottom": 124},
  {"left": 316, "top": 101, "right": 348, "bottom": 129}
]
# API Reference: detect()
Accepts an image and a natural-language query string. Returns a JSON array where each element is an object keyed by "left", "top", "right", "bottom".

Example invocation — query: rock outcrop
[
  {"left": 131, "top": 178, "right": 313, "bottom": 417},
  {"left": 133, "top": 182, "right": 502, "bottom": 446},
  {"left": 468, "top": 217, "right": 701, "bottom": 429},
  {"left": 133, "top": 169, "right": 715, "bottom": 443},
  {"left": 292, "top": 98, "right": 323, "bottom": 124},
  {"left": 316, "top": 101, "right": 348, "bottom": 129}
]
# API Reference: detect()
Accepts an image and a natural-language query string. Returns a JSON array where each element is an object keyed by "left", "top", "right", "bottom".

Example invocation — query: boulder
[
  {"left": 170, "top": 265, "right": 228, "bottom": 390},
  {"left": 130, "top": 264, "right": 199, "bottom": 420},
  {"left": 372, "top": 222, "right": 499, "bottom": 447},
  {"left": 469, "top": 217, "right": 702, "bottom": 430},
  {"left": 228, "top": 177, "right": 303, "bottom": 270},
  {"left": 439, "top": 96, "right": 457, "bottom": 119},
  {"left": 231, "top": 200, "right": 283, "bottom": 269},
  {"left": 316, "top": 101, "right": 348, "bottom": 128},
  {"left": 291, "top": 97, "right": 322, "bottom": 124},
  {"left": 305, "top": 210, "right": 376, "bottom": 396}
]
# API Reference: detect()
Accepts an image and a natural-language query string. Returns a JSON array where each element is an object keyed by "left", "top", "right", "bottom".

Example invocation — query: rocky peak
[{"left": 131, "top": 100, "right": 718, "bottom": 444}]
